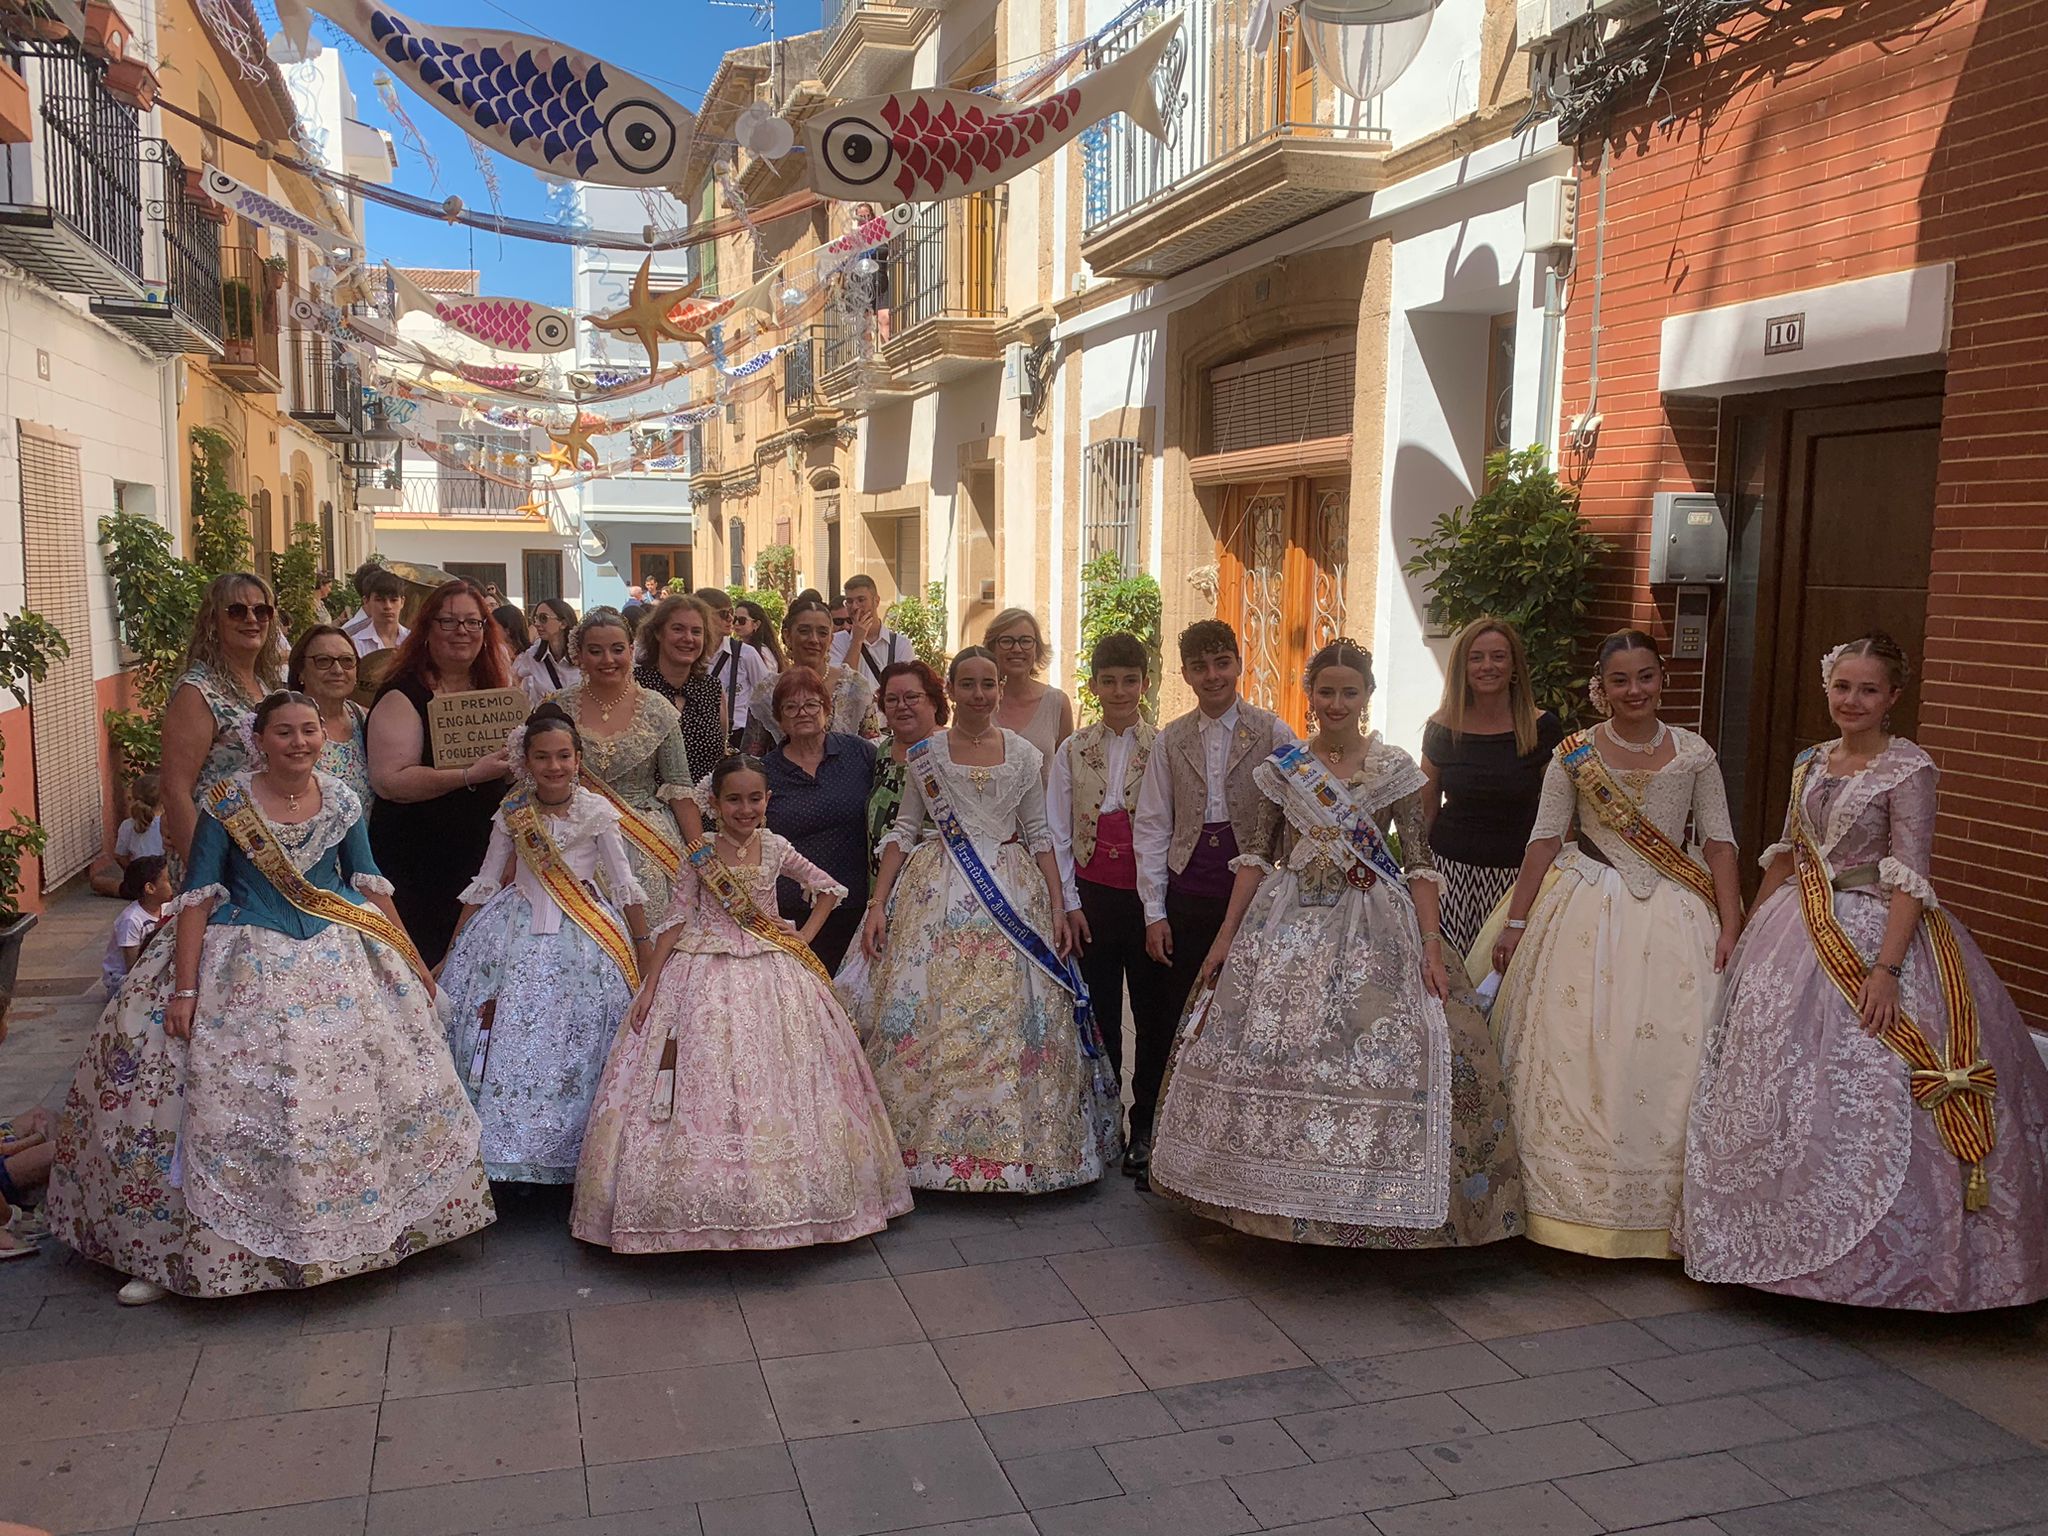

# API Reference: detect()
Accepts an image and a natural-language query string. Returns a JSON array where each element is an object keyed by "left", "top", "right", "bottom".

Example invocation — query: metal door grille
[
  {"left": 1210, "top": 345, "right": 1355, "bottom": 454},
  {"left": 1082, "top": 438, "right": 1143, "bottom": 572},
  {"left": 18, "top": 427, "right": 102, "bottom": 887}
]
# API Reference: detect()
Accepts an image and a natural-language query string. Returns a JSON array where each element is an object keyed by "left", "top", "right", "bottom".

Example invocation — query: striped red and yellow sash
[
  {"left": 502, "top": 789, "right": 639, "bottom": 989},
  {"left": 579, "top": 770, "right": 683, "bottom": 879},
  {"left": 683, "top": 838, "right": 835, "bottom": 989},
  {"left": 1557, "top": 730, "right": 1718, "bottom": 910},
  {"left": 1787, "top": 752, "right": 1994, "bottom": 1210},
  {"left": 206, "top": 779, "right": 432, "bottom": 989}
]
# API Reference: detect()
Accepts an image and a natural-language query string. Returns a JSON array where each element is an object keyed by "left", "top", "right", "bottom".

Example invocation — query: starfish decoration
[
  {"left": 515, "top": 492, "right": 549, "bottom": 518},
  {"left": 534, "top": 440, "right": 579, "bottom": 477},
  {"left": 588, "top": 255, "right": 705, "bottom": 370},
  {"left": 546, "top": 413, "right": 604, "bottom": 471}
]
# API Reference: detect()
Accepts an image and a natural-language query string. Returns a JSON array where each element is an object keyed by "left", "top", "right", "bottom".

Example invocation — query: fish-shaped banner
[
  {"left": 385, "top": 263, "right": 576, "bottom": 352},
  {"left": 275, "top": 0, "right": 697, "bottom": 189},
  {"left": 801, "top": 17, "right": 1180, "bottom": 205},
  {"left": 200, "top": 166, "right": 358, "bottom": 250}
]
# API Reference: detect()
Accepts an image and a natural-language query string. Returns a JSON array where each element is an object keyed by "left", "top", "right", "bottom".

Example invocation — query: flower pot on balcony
[
  {"left": 182, "top": 164, "right": 228, "bottom": 223},
  {"left": 83, "top": 0, "right": 133, "bottom": 62},
  {"left": 0, "top": 61, "right": 29, "bottom": 146},
  {"left": 17, "top": 0, "right": 82, "bottom": 42},
  {"left": 102, "top": 55, "right": 157, "bottom": 110}
]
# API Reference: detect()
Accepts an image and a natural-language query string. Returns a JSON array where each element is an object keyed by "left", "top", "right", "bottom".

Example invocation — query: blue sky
[{"left": 284, "top": 0, "right": 793, "bottom": 305}]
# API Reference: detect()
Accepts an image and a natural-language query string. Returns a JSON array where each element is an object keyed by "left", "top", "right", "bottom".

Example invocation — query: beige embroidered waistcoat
[
  {"left": 1161, "top": 702, "right": 1280, "bottom": 874},
  {"left": 1069, "top": 719, "right": 1156, "bottom": 867}
]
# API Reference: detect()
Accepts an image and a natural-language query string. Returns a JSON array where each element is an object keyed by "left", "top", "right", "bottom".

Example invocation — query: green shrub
[{"left": 1076, "top": 551, "right": 1163, "bottom": 722}]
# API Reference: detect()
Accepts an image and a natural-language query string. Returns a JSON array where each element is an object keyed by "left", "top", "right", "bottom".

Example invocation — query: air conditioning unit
[
  {"left": 1524, "top": 175, "right": 1579, "bottom": 252},
  {"left": 1001, "top": 343, "right": 1036, "bottom": 402},
  {"left": 1516, "top": 0, "right": 1592, "bottom": 49}
]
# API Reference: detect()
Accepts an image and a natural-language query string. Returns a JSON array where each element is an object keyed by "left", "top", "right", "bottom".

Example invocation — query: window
[
  {"left": 522, "top": 549, "right": 563, "bottom": 603},
  {"left": 1082, "top": 438, "right": 1143, "bottom": 573},
  {"left": 1484, "top": 312, "right": 1517, "bottom": 478},
  {"left": 728, "top": 517, "right": 746, "bottom": 586},
  {"left": 1210, "top": 341, "right": 1356, "bottom": 455},
  {"left": 446, "top": 561, "right": 509, "bottom": 596}
]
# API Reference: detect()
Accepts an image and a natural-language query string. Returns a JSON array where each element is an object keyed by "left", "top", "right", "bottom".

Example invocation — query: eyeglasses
[
  {"left": 782, "top": 699, "right": 826, "bottom": 717},
  {"left": 432, "top": 617, "right": 488, "bottom": 634},
  {"left": 881, "top": 693, "right": 928, "bottom": 710},
  {"left": 304, "top": 654, "right": 357, "bottom": 670},
  {"left": 992, "top": 635, "right": 1038, "bottom": 652},
  {"left": 225, "top": 602, "right": 275, "bottom": 623}
]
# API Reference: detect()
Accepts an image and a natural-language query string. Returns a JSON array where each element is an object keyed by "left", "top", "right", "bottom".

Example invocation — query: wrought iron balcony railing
[
  {"left": 93, "top": 137, "right": 223, "bottom": 353},
  {"left": 287, "top": 325, "right": 364, "bottom": 437},
  {"left": 0, "top": 42, "right": 144, "bottom": 298},
  {"left": 216, "top": 242, "right": 282, "bottom": 390},
  {"left": 893, "top": 191, "right": 1002, "bottom": 333},
  {"left": 395, "top": 473, "right": 535, "bottom": 517}
]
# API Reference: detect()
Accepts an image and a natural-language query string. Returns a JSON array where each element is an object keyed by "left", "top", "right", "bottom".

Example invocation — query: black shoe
[{"left": 1123, "top": 1134, "right": 1151, "bottom": 1177}]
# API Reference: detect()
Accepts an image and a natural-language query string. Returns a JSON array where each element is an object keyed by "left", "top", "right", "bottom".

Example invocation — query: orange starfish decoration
[
  {"left": 546, "top": 412, "right": 605, "bottom": 472},
  {"left": 534, "top": 440, "right": 579, "bottom": 477},
  {"left": 588, "top": 255, "right": 704, "bottom": 371},
  {"left": 515, "top": 491, "right": 549, "bottom": 518}
]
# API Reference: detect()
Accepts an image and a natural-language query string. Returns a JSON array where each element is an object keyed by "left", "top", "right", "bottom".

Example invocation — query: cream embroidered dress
[
  {"left": 1493, "top": 726, "right": 1734, "bottom": 1258},
  {"left": 571, "top": 832, "right": 911, "bottom": 1251},
  {"left": 1151, "top": 737, "right": 1523, "bottom": 1248},
  {"left": 48, "top": 772, "right": 493, "bottom": 1297},
  {"left": 557, "top": 684, "right": 692, "bottom": 915},
  {"left": 1682, "top": 740, "right": 2048, "bottom": 1309},
  {"left": 860, "top": 731, "right": 1121, "bottom": 1193}
]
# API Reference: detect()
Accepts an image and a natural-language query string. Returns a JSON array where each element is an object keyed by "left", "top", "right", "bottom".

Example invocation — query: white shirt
[
  {"left": 832, "top": 626, "right": 910, "bottom": 678},
  {"left": 1132, "top": 701, "right": 1295, "bottom": 924},
  {"left": 102, "top": 899, "right": 160, "bottom": 994},
  {"left": 708, "top": 638, "right": 768, "bottom": 729},
  {"left": 346, "top": 613, "right": 409, "bottom": 657},
  {"left": 1047, "top": 723, "right": 1144, "bottom": 911},
  {"left": 115, "top": 814, "right": 164, "bottom": 862}
]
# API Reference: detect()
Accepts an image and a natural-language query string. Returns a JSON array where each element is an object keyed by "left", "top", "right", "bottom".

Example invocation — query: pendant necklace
[
  {"left": 592, "top": 685, "right": 625, "bottom": 723},
  {"left": 1604, "top": 718, "right": 1669, "bottom": 756},
  {"left": 720, "top": 827, "right": 762, "bottom": 865}
]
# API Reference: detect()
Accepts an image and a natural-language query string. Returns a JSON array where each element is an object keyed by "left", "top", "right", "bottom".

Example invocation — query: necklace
[
  {"left": 956, "top": 722, "right": 996, "bottom": 746},
  {"left": 263, "top": 771, "right": 308, "bottom": 815},
  {"left": 1603, "top": 718, "right": 1669, "bottom": 756},
  {"left": 1316, "top": 731, "right": 1361, "bottom": 768},
  {"left": 718, "top": 827, "right": 762, "bottom": 863},
  {"left": 588, "top": 683, "right": 629, "bottom": 723}
]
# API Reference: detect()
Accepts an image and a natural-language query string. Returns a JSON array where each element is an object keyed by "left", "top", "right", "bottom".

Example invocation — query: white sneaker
[{"left": 117, "top": 1277, "right": 168, "bottom": 1306}]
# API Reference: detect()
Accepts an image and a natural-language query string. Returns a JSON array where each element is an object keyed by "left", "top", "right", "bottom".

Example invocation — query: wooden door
[
  {"left": 631, "top": 544, "right": 691, "bottom": 593},
  {"left": 1215, "top": 475, "right": 1349, "bottom": 734}
]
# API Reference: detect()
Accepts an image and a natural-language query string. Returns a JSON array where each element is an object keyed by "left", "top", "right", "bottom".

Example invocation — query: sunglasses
[
  {"left": 226, "top": 602, "right": 275, "bottom": 622},
  {"left": 832, "top": 616, "right": 853, "bottom": 629}
]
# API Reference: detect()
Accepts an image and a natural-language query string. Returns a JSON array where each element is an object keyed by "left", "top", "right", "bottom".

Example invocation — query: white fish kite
[
  {"left": 383, "top": 264, "right": 576, "bottom": 353},
  {"left": 802, "top": 16, "right": 1180, "bottom": 205},
  {"left": 200, "top": 166, "right": 357, "bottom": 250},
  {"left": 274, "top": 0, "right": 696, "bottom": 188}
]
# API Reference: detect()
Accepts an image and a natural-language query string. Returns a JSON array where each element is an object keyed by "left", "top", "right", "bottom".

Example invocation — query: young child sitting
[
  {"left": 101, "top": 854, "right": 170, "bottom": 997},
  {"left": 90, "top": 774, "right": 164, "bottom": 897}
]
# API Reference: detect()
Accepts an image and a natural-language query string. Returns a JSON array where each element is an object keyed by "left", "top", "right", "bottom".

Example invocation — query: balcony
[
  {"left": 214, "top": 242, "right": 283, "bottom": 393},
  {"left": 1079, "top": 0, "right": 1391, "bottom": 280},
  {"left": 287, "top": 326, "right": 364, "bottom": 437},
  {"left": 402, "top": 473, "right": 536, "bottom": 518},
  {"left": 782, "top": 323, "right": 847, "bottom": 430},
  {"left": 817, "top": 0, "right": 936, "bottom": 96},
  {"left": 0, "top": 43, "right": 144, "bottom": 299},
  {"left": 879, "top": 192, "right": 1004, "bottom": 386},
  {"left": 89, "top": 139, "right": 223, "bottom": 354}
]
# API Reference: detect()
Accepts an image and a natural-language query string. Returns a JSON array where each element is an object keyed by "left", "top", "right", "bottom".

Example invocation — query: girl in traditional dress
[
  {"left": 858, "top": 647, "right": 1120, "bottom": 1193},
  {"left": 743, "top": 598, "right": 876, "bottom": 754},
  {"left": 48, "top": 692, "right": 493, "bottom": 1305},
  {"left": 1489, "top": 630, "right": 1745, "bottom": 1258},
  {"left": 1683, "top": 635, "right": 2048, "bottom": 1309},
  {"left": 1150, "top": 641, "right": 1523, "bottom": 1247},
  {"left": 439, "top": 704, "right": 652, "bottom": 1185},
  {"left": 572, "top": 755, "right": 911, "bottom": 1251}
]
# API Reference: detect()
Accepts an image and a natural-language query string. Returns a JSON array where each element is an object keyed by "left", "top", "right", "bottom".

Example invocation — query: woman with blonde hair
[
  {"left": 985, "top": 607, "right": 1073, "bottom": 775},
  {"left": 1420, "top": 617, "right": 1563, "bottom": 957},
  {"left": 159, "top": 572, "right": 288, "bottom": 871}
]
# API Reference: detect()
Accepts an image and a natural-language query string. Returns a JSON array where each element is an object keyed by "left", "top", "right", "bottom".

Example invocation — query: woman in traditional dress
[
  {"left": 858, "top": 647, "right": 1120, "bottom": 1193},
  {"left": 368, "top": 580, "right": 516, "bottom": 970},
  {"left": 1421, "top": 618, "right": 1564, "bottom": 958},
  {"left": 556, "top": 609, "right": 692, "bottom": 916},
  {"left": 1149, "top": 640, "right": 1523, "bottom": 1248},
  {"left": 867, "top": 660, "right": 946, "bottom": 879},
  {"left": 986, "top": 608, "right": 1073, "bottom": 777},
  {"left": 287, "top": 624, "right": 370, "bottom": 804},
  {"left": 512, "top": 597, "right": 582, "bottom": 705},
  {"left": 573, "top": 755, "right": 911, "bottom": 1251},
  {"left": 48, "top": 691, "right": 493, "bottom": 1305},
  {"left": 1489, "top": 629, "right": 1745, "bottom": 1258},
  {"left": 439, "top": 704, "right": 651, "bottom": 1185},
  {"left": 743, "top": 598, "right": 876, "bottom": 753},
  {"left": 632, "top": 593, "right": 728, "bottom": 781},
  {"left": 158, "top": 572, "right": 285, "bottom": 871},
  {"left": 1683, "top": 634, "right": 2048, "bottom": 1309}
]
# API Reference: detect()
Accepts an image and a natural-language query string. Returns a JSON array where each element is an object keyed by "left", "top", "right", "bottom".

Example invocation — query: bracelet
[
  {"left": 172, "top": 988, "right": 199, "bottom": 999},
  {"left": 1880, "top": 962, "right": 1904, "bottom": 979},
  {"left": 1505, "top": 918, "right": 1528, "bottom": 931},
  {"left": 1420, "top": 929, "right": 1442, "bottom": 943}
]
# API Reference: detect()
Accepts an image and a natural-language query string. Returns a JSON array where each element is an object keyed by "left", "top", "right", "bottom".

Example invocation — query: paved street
[{"left": 3, "top": 891, "right": 2046, "bottom": 1536}]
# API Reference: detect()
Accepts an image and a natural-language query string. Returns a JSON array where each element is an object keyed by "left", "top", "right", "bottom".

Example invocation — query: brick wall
[{"left": 1560, "top": 0, "right": 2048, "bottom": 1022}]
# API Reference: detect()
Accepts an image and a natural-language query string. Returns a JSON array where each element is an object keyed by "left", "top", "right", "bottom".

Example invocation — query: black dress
[
  {"left": 762, "top": 732, "right": 878, "bottom": 974},
  {"left": 369, "top": 675, "right": 507, "bottom": 968},
  {"left": 634, "top": 662, "right": 727, "bottom": 782},
  {"left": 1421, "top": 710, "right": 1565, "bottom": 956}
]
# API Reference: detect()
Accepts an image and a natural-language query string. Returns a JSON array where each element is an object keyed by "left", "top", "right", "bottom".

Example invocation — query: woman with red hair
[{"left": 367, "top": 581, "right": 516, "bottom": 966}]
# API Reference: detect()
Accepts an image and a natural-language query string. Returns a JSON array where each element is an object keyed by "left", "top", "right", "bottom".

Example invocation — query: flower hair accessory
[
  {"left": 235, "top": 710, "right": 266, "bottom": 768},
  {"left": 1586, "top": 676, "right": 1609, "bottom": 716},
  {"left": 1819, "top": 642, "right": 1849, "bottom": 689},
  {"left": 505, "top": 722, "right": 533, "bottom": 784}
]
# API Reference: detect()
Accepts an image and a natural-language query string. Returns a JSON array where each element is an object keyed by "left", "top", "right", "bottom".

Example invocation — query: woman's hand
[
  {"left": 1713, "top": 923, "right": 1741, "bottom": 974},
  {"left": 1856, "top": 966, "right": 1900, "bottom": 1037},
  {"left": 1490, "top": 925, "right": 1525, "bottom": 979},
  {"left": 1422, "top": 941, "right": 1449, "bottom": 1001},
  {"left": 627, "top": 983, "right": 655, "bottom": 1034},
  {"left": 469, "top": 748, "right": 513, "bottom": 784},
  {"left": 1195, "top": 939, "right": 1231, "bottom": 989},
  {"left": 861, "top": 906, "right": 889, "bottom": 962},
  {"left": 1050, "top": 907, "right": 1073, "bottom": 960},
  {"left": 164, "top": 992, "right": 198, "bottom": 1041}
]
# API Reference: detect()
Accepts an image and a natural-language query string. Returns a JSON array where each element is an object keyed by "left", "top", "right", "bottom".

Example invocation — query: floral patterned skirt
[
  {"left": 440, "top": 888, "right": 634, "bottom": 1183},
  {"left": 571, "top": 943, "right": 912, "bottom": 1251},
  {"left": 861, "top": 842, "right": 1120, "bottom": 1193},
  {"left": 48, "top": 921, "right": 493, "bottom": 1297}
]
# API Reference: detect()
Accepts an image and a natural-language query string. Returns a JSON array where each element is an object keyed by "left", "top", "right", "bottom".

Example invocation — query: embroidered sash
[
  {"left": 205, "top": 779, "right": 431, "bottom": 988},
  {"left": 683, "top": 838, "right": 835, "bottom": 988},
  {"left": 1266, "top": 743, "right": 1410, "bottom": 894},
  {"left": 1557, "top": 730, "right": 1718, "bottom": 910},
  {"left": 579, "top": 770, "right": 683, "bottom": 878},
  {"left": 907, "top": 738, "right": 1101, "bottom": 1059},
  {"left": 1787, "top": 750, "right": 1995, "bottom": 1210},
  {"left": 501, "top": 789, "right": 640, "bottom": 989}
]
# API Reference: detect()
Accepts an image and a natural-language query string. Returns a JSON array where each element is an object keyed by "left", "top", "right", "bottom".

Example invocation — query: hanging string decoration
[
  {"left": 195, "top": 0, "right": 272, "bottom": 81},
  {"left": 374, "top": 71, "right": 441, "bottom": 185},
  {"left": 1299, "top": 7, "right": 1435, "bottom": 100},
  {"left": 466, "top": 135, "right": 504, "bottom": 218}
]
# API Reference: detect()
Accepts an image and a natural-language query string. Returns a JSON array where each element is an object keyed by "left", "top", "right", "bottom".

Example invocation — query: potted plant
[
  {"left": 102, "top": 54, "right": 158, "bottom": 110},
  {"left": 0, "top": 611, "right": 71, "bottom": 997},
  {"left": 0, "top": 58, "right": 29, "bottom": 146},
  {"left": 220, "top": 276, "right": 257, "bottom": 356}
]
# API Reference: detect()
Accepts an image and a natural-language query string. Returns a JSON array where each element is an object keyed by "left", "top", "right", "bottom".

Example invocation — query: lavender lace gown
[{"left": 1682, "top": 740, "right": 2048, "bottom": 1310}]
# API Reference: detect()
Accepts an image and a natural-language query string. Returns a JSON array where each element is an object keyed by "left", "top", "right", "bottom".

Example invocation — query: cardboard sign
[{"left": 426, "top": 688, "right": 529, "bottom": 768}]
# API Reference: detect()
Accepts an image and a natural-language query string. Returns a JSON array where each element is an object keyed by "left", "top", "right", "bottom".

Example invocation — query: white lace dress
[
  {"left": 1493, "top": 727, "right": 1735, "bottom": 1258},
  {"left": 859, "top": 731, "right": 1121, "bottom": 1193}
]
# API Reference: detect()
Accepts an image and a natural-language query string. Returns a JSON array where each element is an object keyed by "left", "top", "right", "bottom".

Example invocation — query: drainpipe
[{"left": 1535, "top": 258, "right": 1564, "bottom": 459}]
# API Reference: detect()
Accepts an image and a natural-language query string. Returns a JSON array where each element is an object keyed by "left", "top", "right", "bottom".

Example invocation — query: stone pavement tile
[
  {"left": 0, "top": 1427, "right": 167, "bottom": 1534},
  {"left": 1847, "top": 1326, "right": 2048, "bottom": 1451},
  {"left": 1892, "top": 1455, "right": 2048, "bottom": 1533},
  {"left": 1369, "top": 1480, "right": 1601, "bottom": 1536},
  {"left": 371, "top": 1380, "right": 583, "bottom": 1491},
  {"left": 146, "top": 1404, "right": 379, "bottom": 1521},
  {"left": 1893, "top": 1405, "right": 2041, "bottom": 1468},
  {"left": 1325, "top": 1345, "right": 1519, "bottom": 1404},
  {"left": 0, "top": 1344, "right": 196, "bottom": 1439},
  {"left": 726, "top": 1240, "right": 890, "bottom": 1292},
  {"left": 134, "top": 1495, "right": 370, "bottom": 1536},
  {"left": 1032, "top": 1480, "right": 1261, "bottom": 1536},
  {"left": 1281, "top": 1395, "right": 1484, "bottom": 1460},
  {"left": 1414, "top": 1422, "right": 1629, "bottom": 1495},
  {"left": 1425, "top": 1270, "right": 1622, "bottom": 1343},
  {"left": 1588, "top": 1395, "right": 1804, "bottom": 1461},
  {"left": 1734, "top": 1423, "right": 1958, "bottom": 1498},
  {"left": 1048, "top": 1240, "right": 1245, "bottom": 1316},
  {"left": 897, "top": 1257, "right": 1087, "bottom": 1339},
  {"left": 1640, "top": 1310, "right": 1802, "bottom": 1353},
  {"left": 935, "top": 1317, "right": 1144, "bottom": 1414},
  {"left": 383, "top": 1311, "right": 574, "bottom": 1399},
  {"left": 1536, "top": 1256, "right": 1733, "bottom": 1321},
  {"left": 1249, "top": 1286, "right": 1469, "bottom": 1365},
  {"left": 20, "top": 1290, "right": 301, "bottom": 1362},
  {"left": 1227, "top": 1451, "right": 1447, "bottom": 1526},
  {"left": 1155, "top": 1366, "right": 1354, "bottom": 1430},
  {"left": 500, "top": 1514, "right": 701, "bottom": 1536},
  {"left": 1749, "top": 1371, "right": 1950, "bottom": 1433},
  {"left": 763, "top": 1340, "right": 969, "bottom": 1439},
  {"left": 1102, "top": 1419, "right": 1307, "bottom": 1491},
  {"left": 1087, "top": 1197, "right": 1225, "bottom": 1250},
  {"left": 877, "top": 1237, "right": 966, "bottom": 1276},
  {"left": 584, "top": 1445, "right": 798, "bottom": 1516},
  {"left": 1714, "top": 1485, "right": 1951, "bottom": 1536},
  {"left": 476, "top": 1273, "right": 654, "bottom": 1317},
  {"left": 790, "top": 1419, "right": 1021, "bottom": 1536},
  {"left": 863, "top": 1519, "right": 1035, "bottom": 1536},
  {"left": 699, "top": 1489, "right": 812, "bottom": 1535},
  {"left": 1605, "top": 1524, "right": 1728, "bottom": 1536},
  {"left": 297, "top": 1272, "right": 484, "bottom": 1335},
  {"left": 951, "top": 1221, "right": 1112, "bottom": 1266},
  {"left": 1482, "top": 1319, "right": 1674, "bottom": 1378},
  {"left": 576, "top": 1361, "right": 783, "bottom": 1465},
  {"left": 569, "top": 1294, "right": 755, "bottom": 1378},
  {"left": 1101, "top": 1299, "right": 1313, "bottom": 1389},
  {"left": 738, "top": 1276, "right": 923, "bottom": 1359},
  {"left": 1760, "top": 1336, "right": 1882, "bottom": 1380},
  {"left": 1618, "top": 1344, "right": 1814, "bottom": 1405},
  {"left": 1555, "top": 1452, "right": 1786, "bottom": 1527},
  {"left": 1452, "top": 1366, "right": 1656, "bottom": 1432},
  {"left": 973, "top": 1389, "right": 1179, "bottom": 1458},
  {"left": 180, "top": 1329, "right": 389, "bottom": 1421},
  {"left": 998, "top": 1446, "right": 1123, "bottom": 1508},
  {"left": 880, "top": 1196, "right": 1028, "bottom": 1239},
  {"left": 1252, "top": 1520, "right": 1375, "bottom": 1535},
  {"left": 364, "top": 1467, "right": 592, "bottom": 1536}
]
